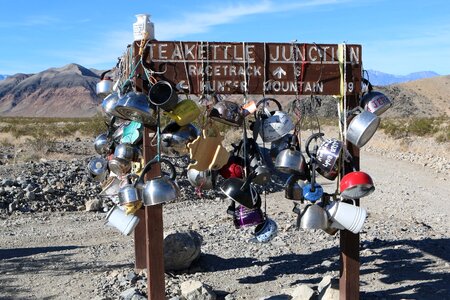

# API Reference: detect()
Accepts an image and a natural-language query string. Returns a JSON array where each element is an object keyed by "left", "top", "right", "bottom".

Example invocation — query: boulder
[{"left": 164, "top": 230, "right": 202, "bottom": 271}]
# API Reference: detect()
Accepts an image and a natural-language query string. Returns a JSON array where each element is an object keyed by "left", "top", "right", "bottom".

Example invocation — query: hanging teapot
[
  {"left": 187, "top": 168, "right": 217, "bottom": 190},
  {"left": 209, "top": 98, "right": 244, "bottom": 127},
  {"left": 275, "top": 134, "right": 309, "bottom": 180},
  {"left": 160, "top": 122, "right": 200, "bottom": 157},
  {"left": 94, "top": 133, "right": 111, "bottom": 155},
  {"left": 254, "top": 98, "right": 294, "bottom": 142},
  {"left": 136, "top": 158, "right": 179, "bottom": 206},
  {"left": 88, "top": 157, "right": 108, "bottom": 182},
  {"left": 96, "top": 70, "right": 114, "bottom": 98}
]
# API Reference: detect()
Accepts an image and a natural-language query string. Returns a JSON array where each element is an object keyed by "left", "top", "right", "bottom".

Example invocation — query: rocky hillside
[
  {"left": 378, "top": 74, "right": 450, "bottom": 118},
  {"left": 0, "top": 63, "right": 448, "bottom": 118},
  {"left": 0, "top": 64, "right": 101, "bottom": 117}
]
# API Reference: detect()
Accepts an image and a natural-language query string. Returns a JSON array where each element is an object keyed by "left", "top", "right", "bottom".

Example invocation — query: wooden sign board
[{"left": 143, "top": 41, "right": 362, "bottom": 95}]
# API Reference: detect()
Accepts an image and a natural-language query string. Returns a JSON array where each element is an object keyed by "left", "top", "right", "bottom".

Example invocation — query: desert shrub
[{"left": 407, "top": 118, "right": 436, "bottom": 136}]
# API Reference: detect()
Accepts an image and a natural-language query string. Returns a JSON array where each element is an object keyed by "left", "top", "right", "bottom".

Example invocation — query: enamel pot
[
  {"left": 220, "top": 172, "right": 261, "bottom": 209},
  {"left": 253, "top": 218, "right": 278, "bottom": 243},
  {"left": 233, "top": 205, "right": 265, "bottom": 229},
  {"left": 148, "top": 80, "right": 179, "bottom": 112},
  {"left": 315, "top": 137, "right": 343, "bottom": 181},
  {"left": 361, "top": 91, "right": 392, "bottom": 116},
  {"left": 115, "top": 92, "right": 157, "bottom": 126},
  {"left": 160, "top": 122, "right": 200, "bottom": 157},
  {"left": 136, "top": 158, "right": 180, "bottom": 206},
  {"left": 346, "top": 107, "right": 380, "bottom": 148},
  {"left": 255, "top": 98, "right": 294, "bottom": 142},
  {"left": 209, "top": 100, "right": 244, "bottom": 127},
  {"left": 340, "top": 171, "right": 375, "bottom": 199},
  {"left": 96, "top": 70, "right": 114, "bottom": 98}
]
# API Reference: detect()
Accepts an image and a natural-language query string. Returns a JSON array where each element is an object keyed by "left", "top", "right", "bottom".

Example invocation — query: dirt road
[{"left": 0, "top": 151, "right": 449, "bottom": 299}]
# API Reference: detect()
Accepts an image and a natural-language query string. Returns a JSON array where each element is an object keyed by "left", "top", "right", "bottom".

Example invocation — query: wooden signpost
[{"left": 133, "top": 40, "right": 363, "bottom": 300}]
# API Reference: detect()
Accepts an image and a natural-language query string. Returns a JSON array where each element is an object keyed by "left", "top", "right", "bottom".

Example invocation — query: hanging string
[
  {"left": 241, "top": 42, "right": 249, "bottom": 178},
  {"left": 179, "top": 41, "right": 192, "bottom": 94}
]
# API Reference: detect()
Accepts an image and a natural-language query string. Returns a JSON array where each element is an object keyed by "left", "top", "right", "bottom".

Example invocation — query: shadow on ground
[
  {"left": 0, "top": 245, "right": 132, "bottom": 299},
  {"left": 197, "top": 237, "right": 449, "bottom": 299}
]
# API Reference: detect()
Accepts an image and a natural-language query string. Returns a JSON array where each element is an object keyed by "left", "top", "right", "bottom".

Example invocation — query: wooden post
[
  {"left": 132, "top": 41, "right": 166, "bottom": 300},
  {"left": 339, "top": 96, "right": 361, "bottom": 300}
]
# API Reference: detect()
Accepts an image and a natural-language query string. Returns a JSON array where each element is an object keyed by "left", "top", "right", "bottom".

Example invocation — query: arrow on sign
[{"left": 273, "top": 67, "right": 287, "bottom": 79}]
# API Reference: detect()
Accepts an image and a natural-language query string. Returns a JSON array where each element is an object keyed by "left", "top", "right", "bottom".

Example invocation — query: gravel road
[{"left": 1, "top": 149, "right": 449, "bottom": 300}]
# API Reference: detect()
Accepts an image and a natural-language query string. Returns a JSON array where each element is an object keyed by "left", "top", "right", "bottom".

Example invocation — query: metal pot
[
  {"left": 220, "top": 173, "right": 261, "bottom": 209},
  {"left": 161, "top": 122, "right": 200, "bottom": 157},
  {"left": 118, "top": 176, "right": 140, "bottom": 205},
  {"left": 209, "top": 100, "right": 244, "bottom": 127},
  {"left": 148, "top": 80, "right": 179, "bottom": 111},
  {"left": 114, "top": 143, "right": 141, "bottom": 162},
  {"left": 136, "top": 158, "right": 180, "bottom": 206},
  {"left": 255, "top": 98, "right": 294, "bottom": 142},
  {"left": 284, "top": 175, "right": 304, "bottom": 201},
  {"left": 340, "top": 171, "right": 375, "bottom": 199},
  {"left": 108, "top": 156, "right": 132, "bottom": 176},
  {"left": 275, "top": 135, "right": 309, "bottom": 179},
  {"left": 87, "top": 157, "right": 108, "bottom": 182},
  {"left": 187, "top": 168, "right": 216, "bottom": 190},
  {"left": 347, "top": 107, "right": 380, "bottom": 148},
  {"left": 96, "top": 70, "right": 114, "bottom": 98},
  {"left": 299, "top": 204, "right": 328, "bottom": 230},
  {"left": 115, "top": 92, "right": 157, "bottom": 126},
  {"left": 94, "top": 133, "right": 110, "bottom": 155},
  {"left": 102, "top": 92, "right": 125, "bottom": 119},
  {"left": 360, "top": 90, "right": 392, "bottom": 116},
  {"left": 270, "top": 133, "right": 294, "bottom": 162}
]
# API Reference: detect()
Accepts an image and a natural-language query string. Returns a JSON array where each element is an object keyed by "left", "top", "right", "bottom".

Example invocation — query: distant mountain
[
  {"left": 0, "top": 64, "right": 102, "bottom": 117},
  {"left": 366, "top": 70, "right": 440, "bottom": 86},
  {"left": 0, "top": 74, "right": 9, "bottom": 80}
]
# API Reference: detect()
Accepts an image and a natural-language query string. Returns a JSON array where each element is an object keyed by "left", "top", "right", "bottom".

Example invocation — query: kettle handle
[
  {"left": 135, "top": 157, "right": 177, "bottom": 186},
  {"left": 100, "top": 69, "right": 112, "bottom": 80},
  {"left": 256, "top": 97, "right": 282, "bottom": 111},
  {"left": 305, "top": 132, "right": 324, "bottom": 159}
]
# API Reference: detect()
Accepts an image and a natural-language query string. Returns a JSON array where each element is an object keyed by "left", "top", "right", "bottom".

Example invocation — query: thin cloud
[
  {"left": 0, "top": 15, "right": 60, "bottom": 28},
  {"left": 156, "top": 0, "right": 356, "bottom": 39}
]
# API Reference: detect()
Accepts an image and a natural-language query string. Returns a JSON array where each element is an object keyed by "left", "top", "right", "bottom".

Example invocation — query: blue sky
[{"left": 0, "top": 0, "right": 449, "bottom": 75}]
